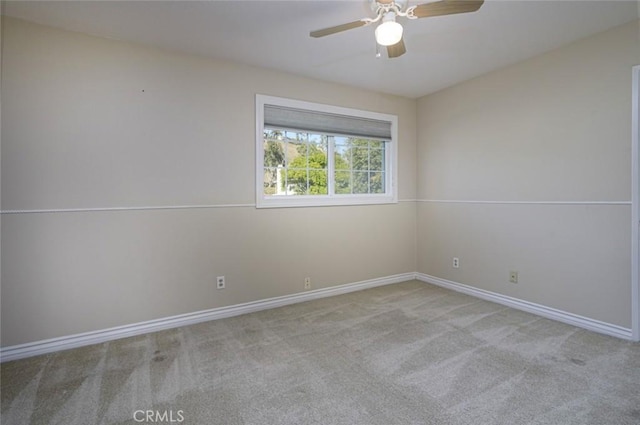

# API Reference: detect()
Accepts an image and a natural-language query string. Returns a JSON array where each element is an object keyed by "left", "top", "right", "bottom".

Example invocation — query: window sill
[{"left": 256, "top": 194, "right": 398, "bottom": 209}]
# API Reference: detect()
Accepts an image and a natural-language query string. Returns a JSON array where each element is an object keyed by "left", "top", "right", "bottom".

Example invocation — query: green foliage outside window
[
  {"left": 285, "top": 143, "right": 329, "bottom": 195},
  {"left": 263, "top": 130, "right": 385, "bottom": 196}
]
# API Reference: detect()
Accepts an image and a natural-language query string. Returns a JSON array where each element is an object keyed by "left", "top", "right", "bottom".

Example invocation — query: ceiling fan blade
[
  {"left": 411, "top": 0, "right": 484, "bottom": 18},
  {"left": 310, "top": 20, "right": 368, "bottom": 38},
  {"left": 387, "top": 38, "right": 406, "bottom": 58}
]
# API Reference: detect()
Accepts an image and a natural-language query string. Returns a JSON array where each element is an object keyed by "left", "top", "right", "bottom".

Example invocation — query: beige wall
[
  {"left": 2, "top": 15, "right": 638, "bottom": 348},
  {"left": 417, "top": 20, "right": 640, "bottom": 327},
  {"left": 0, "top": 18, "right": 417, "bottom": 346}
]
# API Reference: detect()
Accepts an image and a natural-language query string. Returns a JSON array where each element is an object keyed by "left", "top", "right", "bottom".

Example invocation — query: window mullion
[
  {"left": 328, "top": 136, "right": 335, "bottom": 197},
  {"left": 305, "top": 134, "right": 310, "bottom": 195},
  {"left": 385, "top": 142, "right": 391, "bottom": 194},
  {"left": 368, "top": 143, "right": 371, "bottom": 194}
]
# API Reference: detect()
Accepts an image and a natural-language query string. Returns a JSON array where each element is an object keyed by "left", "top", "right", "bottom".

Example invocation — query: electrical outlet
[
  {"left": 304, "top": 277, "right": 311, "bottom": 290},
  {"left": 216, "top": 276, "right": 225, "bottom": 289},
  {"left": 509, "top": 271, "right": 518, "bottom": 284},
  {"left": 452, "top": 257, "right": 460, "bottom": 269}
]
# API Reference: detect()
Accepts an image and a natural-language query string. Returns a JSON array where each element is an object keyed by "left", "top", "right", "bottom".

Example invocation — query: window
[{"left": 256, "top": 95, "right": 397, "bottom": 208}]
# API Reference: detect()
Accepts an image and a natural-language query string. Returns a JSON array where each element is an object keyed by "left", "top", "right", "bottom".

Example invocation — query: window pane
[
  {"left": 264, "top": 168, "right": 278, "bottom": 195},
  {"left": 370, "top": 172, "right": 385, "bottom": 193},
  {"left": 264, "top": 140, "right": 285, "bottom": 168},
  {"left": 335, "top": 171, "right": 351, "bottom": 194},
  {"left": 351, "top": 147, "right": 369, "bottom": 171},
  {"left": 308, "top": 169, "right": 328, "bottom": 195},
  {"left": 282, "top": 169, "right": 304, "bottom": 195},
  {"left": 264, "top": 129, "right": 283, "bottom": 141},
  {"left": 308, "top": 133, "right": 322, "bottom": 144},
  {"left": 286, "top": 141, "right": 304, "bottom": 167},
  {"left": 370, "top": 148, "right": 384, "bottom": 171},
  {"left": 350, "top": 138, "right": 369, "bottom": 148},
  {"left": 309, "top": 144, "right": 328, "bottom": 170},
  {"left": 334, "top": 136, "right": 349, "bottom": 145},
  {"left": 353, "top": 171, "right": 369, "bottom": 194},
  {"left": 335, "top": 144, "right": 350, "bottom": 170},
  {"left": 291, "top": 131, "right": 306, "bottom": 142},
  {"left": 285, "top": 167, "right": 308, "bottom": 195}
]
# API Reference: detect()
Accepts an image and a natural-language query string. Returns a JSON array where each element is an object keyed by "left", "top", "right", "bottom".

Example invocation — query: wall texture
[
  {"left": 0, "top": 18, "right": 417, "bottom": 346},
  {"left": 417, "top": 20, "right": 640, "bottom": 328}
]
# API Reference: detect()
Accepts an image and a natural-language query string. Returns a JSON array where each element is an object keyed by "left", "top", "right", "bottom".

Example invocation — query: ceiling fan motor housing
[{"left": 370, "top": 0, "right": 408, "bottom": 14}]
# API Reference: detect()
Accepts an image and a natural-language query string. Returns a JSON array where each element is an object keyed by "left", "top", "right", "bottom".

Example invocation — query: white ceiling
[{"left": 3, "top": 0, "right": 639, "bottom": 99}]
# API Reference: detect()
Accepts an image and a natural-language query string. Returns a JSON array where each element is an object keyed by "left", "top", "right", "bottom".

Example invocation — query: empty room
[{"left": 1, "top": 0, "right": 639, "bottom": 424}]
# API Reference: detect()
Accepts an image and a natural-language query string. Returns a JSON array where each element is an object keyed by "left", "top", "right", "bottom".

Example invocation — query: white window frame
[{"left": 256, "top": 94, "right": 398, "bottom": 208}]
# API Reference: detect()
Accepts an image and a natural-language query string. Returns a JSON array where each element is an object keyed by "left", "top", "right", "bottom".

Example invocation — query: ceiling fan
[{"left": 310, "top": 0, "right": 484, "bottom": 58}]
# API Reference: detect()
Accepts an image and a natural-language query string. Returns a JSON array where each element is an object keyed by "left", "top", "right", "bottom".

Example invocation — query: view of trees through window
[{"left": 263, "top": 129, "right": 386, "bottom": 196}]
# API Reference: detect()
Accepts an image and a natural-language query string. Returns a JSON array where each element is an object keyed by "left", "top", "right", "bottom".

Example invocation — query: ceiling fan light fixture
[
  {"left": 375, "top": 14, "right": 403, "bottom": 46},
  {"left": 310, "top": 0, "right": 485, "bottom": 58}
]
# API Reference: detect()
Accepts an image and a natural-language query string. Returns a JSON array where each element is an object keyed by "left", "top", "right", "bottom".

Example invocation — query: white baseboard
[
  {"left": 415, "top": 273, "right": 633, "bottom": 340},
  {"left": 2, "top": 272, "right": 632, "bottom": 362},
  {"left": 0, "top": 273, "right": 414, "bottom": 363}
]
